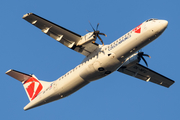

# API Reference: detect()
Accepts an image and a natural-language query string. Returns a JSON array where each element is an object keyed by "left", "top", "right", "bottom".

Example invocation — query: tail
[{"left": 6, "top": 69, "right": 52, "bottom": 101}]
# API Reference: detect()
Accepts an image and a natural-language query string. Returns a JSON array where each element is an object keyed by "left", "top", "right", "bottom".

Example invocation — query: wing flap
[{"left": 117, "top": 63, "right": 174, "bottom": 88}]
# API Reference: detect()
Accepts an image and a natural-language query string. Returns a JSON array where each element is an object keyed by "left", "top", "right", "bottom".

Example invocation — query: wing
[
  {"left": 23, "top": 13, "right": 98, "bottom": 56},
  {"left": 117, "top": 63, "right": 174, "bottom": 88}
]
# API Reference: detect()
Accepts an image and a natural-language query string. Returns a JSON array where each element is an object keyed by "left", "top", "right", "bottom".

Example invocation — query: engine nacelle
[
  {"left": 77, "top": 32, "right": 95, "bottom": 46},
  {"left": 121, "top": 53, "right": 139, "bottom": 68}
]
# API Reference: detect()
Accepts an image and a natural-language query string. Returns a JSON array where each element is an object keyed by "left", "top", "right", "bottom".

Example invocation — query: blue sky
[{"left": 1, "top": 0, "right": 180, "bottom": 119}]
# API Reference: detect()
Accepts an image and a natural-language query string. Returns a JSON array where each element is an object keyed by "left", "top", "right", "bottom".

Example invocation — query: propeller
[
  {"left": 138, "top": 52, "right": 151, "bottom": 67},
  {"left": 86, "top": 21, "right": 107, "bottom": 46}
]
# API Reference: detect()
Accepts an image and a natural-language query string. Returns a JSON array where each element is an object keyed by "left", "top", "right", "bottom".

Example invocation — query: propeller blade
[
  {"left": 137, "top": 52, "right": 151, "bottom": 67},
  {"left": 97, "top": 35, "right": 104, "bottom": 46},
  {"left": 86, "top": 29, "right": 91, "bottom": 32},
  {"left": 99, "top": 33, "right": 107, "bottom": 37},
  {"left": 86, "top": 21, "right": 107, "bottom": 45},
  {"left": 141, "top": 56, "right": 148, "bottom": 67},
  {"left": 143, "top": 54, "right": 151, "bottom": 58},
  {"left": 96, "top": 23, "right": 99, "bottom": 31},
  {"left": 88, "top": 21, "right": 95, "bottom": 31}
]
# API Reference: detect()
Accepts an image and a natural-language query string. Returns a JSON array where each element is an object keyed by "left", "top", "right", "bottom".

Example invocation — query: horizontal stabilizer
[{"left": 6, "top": 69, "right": 32, "bottom": 82}]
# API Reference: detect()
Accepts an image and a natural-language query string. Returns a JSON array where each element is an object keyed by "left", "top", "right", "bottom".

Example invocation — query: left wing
[
  {"left": 117, "top": 63, "right": 174, "bottom": 88},
  {"left": 23, "top": 13, "right": 99, "bottom": 56}
]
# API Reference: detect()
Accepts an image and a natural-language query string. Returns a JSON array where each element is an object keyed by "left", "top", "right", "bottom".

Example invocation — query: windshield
[{"left": 146, "top": 18, "right": 158, "bottom": 22}]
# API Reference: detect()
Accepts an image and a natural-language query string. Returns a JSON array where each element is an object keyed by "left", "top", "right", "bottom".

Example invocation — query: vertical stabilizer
[{"left": 6, "top": 69, "right": 52, "bottom": 101}]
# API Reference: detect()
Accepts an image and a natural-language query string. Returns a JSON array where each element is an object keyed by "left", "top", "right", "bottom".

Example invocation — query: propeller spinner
[
  {"left": 138, "top": 52, "right": 151, "bottom": 67},
  {"left": 86, "top": 21, "right": 107, "bottom": 46}
]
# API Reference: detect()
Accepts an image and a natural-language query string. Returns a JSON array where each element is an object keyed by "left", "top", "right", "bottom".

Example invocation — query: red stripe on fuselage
[{"left": 133, "top": 24, "right": 142, "bottom": 33}]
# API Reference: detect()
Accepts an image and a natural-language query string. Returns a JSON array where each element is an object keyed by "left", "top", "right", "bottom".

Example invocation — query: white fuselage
[{"left": 24, "top": 19, "right": 168, "bottom": 110}]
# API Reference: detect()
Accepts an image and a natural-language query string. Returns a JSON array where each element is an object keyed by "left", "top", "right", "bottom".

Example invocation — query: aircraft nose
[
  {"left": 156, "top": 20, "right": 168, "bottom": 32},
  {"left": 161, "top": 20, "right": 168, "bottom": 28}
]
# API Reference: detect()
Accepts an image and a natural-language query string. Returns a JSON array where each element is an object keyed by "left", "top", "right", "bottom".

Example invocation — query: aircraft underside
[{"left": 6, "top": 13, "right": 174, "bottom": 110}]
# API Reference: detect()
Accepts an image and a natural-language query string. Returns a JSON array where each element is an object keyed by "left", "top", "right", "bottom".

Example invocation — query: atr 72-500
[{"left": 6, "top": 13, "right": 174, "bottom": 110}]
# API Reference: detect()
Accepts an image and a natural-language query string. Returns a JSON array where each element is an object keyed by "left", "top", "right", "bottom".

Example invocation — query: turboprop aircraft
[{"left": 6, "top": 13, "right": 174, "bottom": 110}]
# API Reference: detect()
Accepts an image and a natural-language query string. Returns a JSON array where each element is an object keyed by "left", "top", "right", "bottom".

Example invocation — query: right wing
[
  {"left": 117, "top": 63, "right": 174, "bottom": 88},
  {"left": 23, "top": 13, "right": 99, "bottom": 56}
]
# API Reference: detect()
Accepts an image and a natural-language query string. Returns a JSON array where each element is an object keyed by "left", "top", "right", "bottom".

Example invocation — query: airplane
[{"left": 6, "top": 13, "right": 174, "bottom": 111}]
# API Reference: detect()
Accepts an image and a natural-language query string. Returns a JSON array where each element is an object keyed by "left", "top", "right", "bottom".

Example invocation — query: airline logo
[
  {"left": 133, "top": 24, "right": 142, "bottom": 33},
  {"left": 23, "top": 77, "right": 43, "bottom": 101}
]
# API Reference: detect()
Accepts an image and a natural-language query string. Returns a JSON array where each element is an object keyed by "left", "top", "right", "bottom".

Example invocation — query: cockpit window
[{"left": 146, "top": 18, "right": 158, "bottom": 22}]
